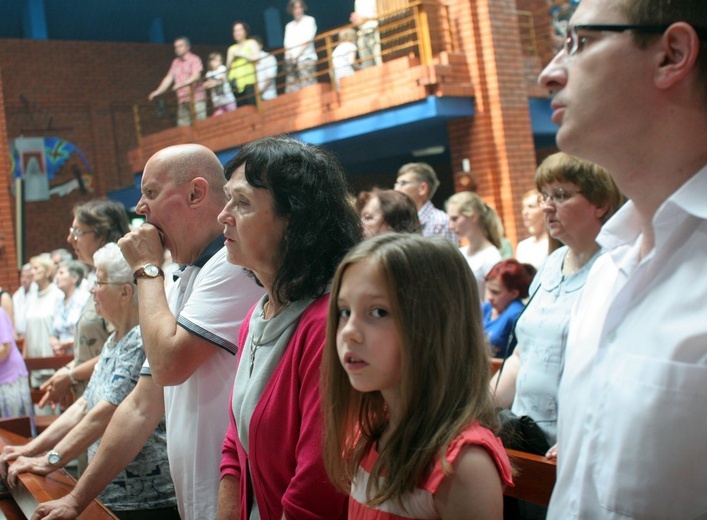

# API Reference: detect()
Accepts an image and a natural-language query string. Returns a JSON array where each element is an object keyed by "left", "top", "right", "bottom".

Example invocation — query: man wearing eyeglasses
[
  {"left": 539, "top": 0, "right": 707, "bottom": 518},
  {"left": 394, "top": 162, "right": 458, "bottom": 244}
]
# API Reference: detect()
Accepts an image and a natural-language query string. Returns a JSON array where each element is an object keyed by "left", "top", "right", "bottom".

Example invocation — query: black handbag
[{"left": 497, "top": 408, "right": 550, "bottom": 456}]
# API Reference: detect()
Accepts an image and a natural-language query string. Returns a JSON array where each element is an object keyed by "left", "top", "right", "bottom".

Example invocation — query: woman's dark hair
[
  {"left": 224, "top": 135, "right": 363, "bottom": 304},
  {"left": 73, "top": 199, "right": 131, "bottom": 246},
  {"left": 232, "top": 20, "right": 251, "bottom": 36},
  {"left": 356, "top": 189, "right": 421, "bottom": 234}
]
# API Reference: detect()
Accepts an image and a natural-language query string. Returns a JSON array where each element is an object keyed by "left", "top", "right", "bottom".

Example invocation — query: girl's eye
[
  {"left": 338, "top": 308, "right": 351, "bottom": 319},
  {"left": 371, "top": 308, "right": 388, "bottom": 318}
]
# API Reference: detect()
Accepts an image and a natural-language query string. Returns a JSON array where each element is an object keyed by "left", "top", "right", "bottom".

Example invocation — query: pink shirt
[
  {"left": 349, "top": 422, "right": 513, "bottom": 519},
  {"left": 0, "top": 308, "right": 27, "bottom": 385},
  {"left": 167, "top": 52, "right": 207, "bottom": 104},
  {"left": 220, "top": 295, "right": 347, "bottom": 520}
]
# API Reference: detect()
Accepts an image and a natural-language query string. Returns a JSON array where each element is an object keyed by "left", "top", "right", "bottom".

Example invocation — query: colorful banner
[{"left": 9, "top": 137, "right": 93, "bottom": 201}]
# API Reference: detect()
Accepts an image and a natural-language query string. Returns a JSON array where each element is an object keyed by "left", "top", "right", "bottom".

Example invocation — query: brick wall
[
  {"left": 517, "top": 0, "right": 560, "bottom": 67},
  {"left": 1, "top": 0, "right": 556, "bottom": 279},
  {"left": 0, "top": 68, "right": 19, "bottom": 292},
  {"left": 0, "top": 38, "right": 222, "bottom": 275},
  {"left": 444, "top": 0, "right": 540, "bottom": 246}
]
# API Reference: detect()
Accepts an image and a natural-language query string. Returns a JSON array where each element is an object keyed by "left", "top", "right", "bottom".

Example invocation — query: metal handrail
[{"left": 133, "top": 2, "right": 537, "bottom": 138}]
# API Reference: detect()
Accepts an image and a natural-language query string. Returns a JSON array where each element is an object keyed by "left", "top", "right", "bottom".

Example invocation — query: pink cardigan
[{"left": 220, "top": 295, "right": 347, "bottom": 519}]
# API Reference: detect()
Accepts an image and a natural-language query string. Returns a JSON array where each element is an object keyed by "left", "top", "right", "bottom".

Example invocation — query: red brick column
[
  {"left": 0, "top": 67, "right": 19, "bottom": 291},
  {"left": 445, "top": 0, "right": 540, "bottom": 245}
]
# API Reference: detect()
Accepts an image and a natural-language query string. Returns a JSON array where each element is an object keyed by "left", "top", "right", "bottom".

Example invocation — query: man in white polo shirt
[{"left": 33, "top": 144, "right": 263, "bottom": 520}]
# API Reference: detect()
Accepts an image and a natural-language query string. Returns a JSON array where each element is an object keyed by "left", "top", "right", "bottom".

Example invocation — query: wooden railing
[
  {"left": 0, "top": 427, "right": 117, "bottom": 519},
  {"left": 133, "top": 2, "right": 537, "bottom": 140},
  {"left": 505, "top": 448, "right": 556, "bottom": 506},
  {"left": 132, "top": 0, "right": 457, "bottom": 140}
]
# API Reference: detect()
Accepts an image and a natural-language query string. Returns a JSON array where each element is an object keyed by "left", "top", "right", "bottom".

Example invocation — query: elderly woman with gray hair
[
  {"left": 49, "top": 260, "right": 90, "bottom": 356},
  {"left": 0, "top": 243, "right": 178, "bottom": 519}
]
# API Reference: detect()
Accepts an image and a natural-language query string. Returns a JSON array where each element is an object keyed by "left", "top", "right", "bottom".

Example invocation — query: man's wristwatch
[
  {"left": 133, "top": 264, "right": 164, "bottom": 283},
  {"left": 47, "top": 450, "right": 61, "bottom": 466}
]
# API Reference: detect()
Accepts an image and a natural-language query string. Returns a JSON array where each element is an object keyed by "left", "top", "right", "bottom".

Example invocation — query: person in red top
[
  {"left": 217, "top": 136, "right": 361, "bottom": 519},
  {"left": 149, "top": 36, "right": 207, "bottom": 127},
  {"left": 324, "top": 234, "right": 513, "bottom": 519}
]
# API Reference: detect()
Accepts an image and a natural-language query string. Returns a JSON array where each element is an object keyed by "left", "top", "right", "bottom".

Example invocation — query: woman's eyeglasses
[
  {"left": 540, "top": 188, "right": 581, "bottom": 206},
  {"left": 69, "top": 227, "right": 95, "bottom": 240}
]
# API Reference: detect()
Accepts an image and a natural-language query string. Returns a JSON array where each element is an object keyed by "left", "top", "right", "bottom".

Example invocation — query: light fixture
[{"left": 411, "top": 145, "right": 445, "bottom": 157}]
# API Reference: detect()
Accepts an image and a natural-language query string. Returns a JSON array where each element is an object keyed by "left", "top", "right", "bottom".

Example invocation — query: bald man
[{"left": 33, "top": 145, "right": 263, "bottom": 520}]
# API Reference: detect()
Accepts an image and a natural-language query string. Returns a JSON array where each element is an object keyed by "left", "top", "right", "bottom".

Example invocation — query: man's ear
[
  {"left": 419, "top": 181, "right": 430, "bottom": 200},
  {"left": 188, "top": 177, "right": 209, "bottom": 206},
  {"left": 654, "top": 22, "right": 700, "bottom": 90}
]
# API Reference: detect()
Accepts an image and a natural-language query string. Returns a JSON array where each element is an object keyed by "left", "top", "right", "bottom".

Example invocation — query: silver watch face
[
  {"left": 144, "top": 264, "right": 160, "bottom": 277},
  {"left": 48, "top": 450, "right": 61, "bottom": 465}
]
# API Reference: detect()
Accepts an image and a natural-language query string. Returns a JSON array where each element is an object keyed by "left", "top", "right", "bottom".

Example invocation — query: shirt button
[{"left": 607, "top": 330, "right": 617, "bottom": 342}]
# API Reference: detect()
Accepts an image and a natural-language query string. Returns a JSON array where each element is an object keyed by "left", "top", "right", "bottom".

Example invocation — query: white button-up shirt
[{"left": 548, "top": 165, "right": 707, "bottom": 519}]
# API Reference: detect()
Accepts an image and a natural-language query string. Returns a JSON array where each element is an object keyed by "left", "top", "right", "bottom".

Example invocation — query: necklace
[
  {"left": 248, "top": 330, "right": 264, "bottom": 377},
  {"left": 249, "top": 298, "right": 290, "bottom": 377}
]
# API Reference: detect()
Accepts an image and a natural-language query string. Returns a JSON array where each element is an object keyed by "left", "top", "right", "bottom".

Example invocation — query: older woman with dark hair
[
  {"left": 491, "top": 152, "right": 625, "bottom": 455},
  {"left": 356, "top": 188, "right": 421, "bottom": 237},
  {"left": 217, "top": 135, "right": 360, "bottom": 519}
]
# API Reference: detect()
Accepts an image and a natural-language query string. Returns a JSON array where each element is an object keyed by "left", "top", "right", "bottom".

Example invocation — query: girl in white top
[
  {"left": 445, "top": 191, "right": 503, "bottom": 301},
  {"left": 203, "top": 52, "right": 236, "bottom": 116},
  {"left": 332, "top": 28, "right": 358, "bottom": 88}
]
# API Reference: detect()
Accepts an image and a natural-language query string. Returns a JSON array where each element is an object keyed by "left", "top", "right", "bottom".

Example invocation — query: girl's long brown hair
[{"left": 323, "top": 234, "right": 496, "bottom": 506}]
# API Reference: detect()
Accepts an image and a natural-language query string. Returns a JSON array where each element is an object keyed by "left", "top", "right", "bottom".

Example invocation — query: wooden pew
[
  {"left": 504, "top": 448, "right": 557, "bottom": 506},
  {"left": 24, "top": 355, "right": 75, "bottom": 434},
  {"left": 0, "top": 427, "right": 117, "bottom": 519},
  {"left": 0, "top": 417, "right": 33, "bottom": 438}
]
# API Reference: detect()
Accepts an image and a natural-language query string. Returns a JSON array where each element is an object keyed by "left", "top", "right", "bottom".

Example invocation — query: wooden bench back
[
  {"left": 504, "top": 448, "right": 557, "bottom": 506},
  {"left": 25, "top": 355, "right": 75, "bottom": 404},
  {"left": 0, "top": 427, "right": 118, "bottom": 519}
]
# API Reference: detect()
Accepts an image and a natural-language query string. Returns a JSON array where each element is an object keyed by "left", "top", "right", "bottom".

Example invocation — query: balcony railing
[{"left": 133, "top": 2, "right": 537, "bottom": 140}]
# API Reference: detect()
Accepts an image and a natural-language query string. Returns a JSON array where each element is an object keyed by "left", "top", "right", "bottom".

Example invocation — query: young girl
[
  {"left": 203, "top": 52, "right": 236, "bottom": 116},
  {"left": 445, "top": 191, "right": 503, "bottom": 302},
  {"left": 324, "top": 234, "right": 513, "bottom": 519},
  {"left": 332, "top": 28, "right": 358, "bottom": 88},
  {"left": 482, "top": 259, "right": 536, "bottom": 358}
]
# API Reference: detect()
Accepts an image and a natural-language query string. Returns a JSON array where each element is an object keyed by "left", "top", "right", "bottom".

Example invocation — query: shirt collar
[
  {"left": 173, "top": 235, "right": 224, "bottom": 280},
  {"left": 598, "top": 163, "right": 707, "bottom": 271}
]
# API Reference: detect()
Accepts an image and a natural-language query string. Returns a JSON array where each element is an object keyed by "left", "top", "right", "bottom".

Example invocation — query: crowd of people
[
  {"left": 149, "top": 0, "right": 383, "bottom": 126},
  {"left": 0, "top": 1, "right": 704, "bottom": 518}
]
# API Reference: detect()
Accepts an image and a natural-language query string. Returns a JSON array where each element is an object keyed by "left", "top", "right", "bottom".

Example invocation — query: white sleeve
[{"left": 177, "top": 249, "right": 265, "bottom": 355}]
